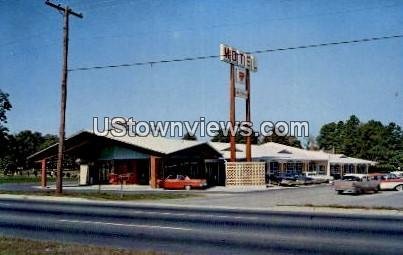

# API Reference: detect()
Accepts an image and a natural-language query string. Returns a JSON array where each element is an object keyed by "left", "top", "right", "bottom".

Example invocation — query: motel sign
[
  {"left": 220, "top": 44, "right": 257, "bottom": 162},
  {"left": 220, "top": 44, "right": 257, "bottom": 72}
]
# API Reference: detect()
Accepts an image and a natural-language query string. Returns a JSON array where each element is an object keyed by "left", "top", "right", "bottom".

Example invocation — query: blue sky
[{"left": 1, "top": 0, "right": 402, "bottom": 140}]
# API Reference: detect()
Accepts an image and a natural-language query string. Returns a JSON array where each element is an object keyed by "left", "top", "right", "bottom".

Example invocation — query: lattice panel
[{"left": 225, "top": 162, "right": 265, "bottom": 186}]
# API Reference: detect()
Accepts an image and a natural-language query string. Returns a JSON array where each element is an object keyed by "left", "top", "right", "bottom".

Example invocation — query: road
[{"left": 0, "top": 198, "right": 402, "bottom": 254}]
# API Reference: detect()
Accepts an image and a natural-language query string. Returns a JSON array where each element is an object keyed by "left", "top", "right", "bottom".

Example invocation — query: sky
[{"left": 1, "top": 0, "right": 402, "bottom": 140}]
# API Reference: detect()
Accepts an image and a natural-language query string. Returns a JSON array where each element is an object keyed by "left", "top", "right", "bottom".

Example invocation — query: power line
[{"left": 68, "top": 34, "right": 403, "bottom": 72}]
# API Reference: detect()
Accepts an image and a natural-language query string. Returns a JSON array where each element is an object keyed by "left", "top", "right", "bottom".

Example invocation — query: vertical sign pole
[
  {"left": 230, "top": 64, "right": 236, "bottom": 162},
  {"left": 245, "top": 69, "right": 252, "bottom": 161}
]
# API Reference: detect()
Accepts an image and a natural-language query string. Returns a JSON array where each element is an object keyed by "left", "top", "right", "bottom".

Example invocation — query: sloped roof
[
  {"left": 210, "top": 142, "right": 329, "bottom": 161},
  {"left": 209, "top": 141, "right": 376, "bottom": 164},
  {"left": 28, "top": 130, "right": 221, "bottom": 160},
  {"left": 28, "top": 130, "right": 377, "bottom": 165},
  {"left": 104, "top": 132, "right": 206, "bottom": 155},
  {"left": 328, "top": 154, "right": 377, "bottom": 165}
]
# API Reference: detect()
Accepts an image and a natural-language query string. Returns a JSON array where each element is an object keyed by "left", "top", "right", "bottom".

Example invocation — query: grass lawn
[
  {"left": 0, "top": 190, "right": 199, "bottom": 201},
  {"left": 0, "top": 236, "right": 165, "bottom": 255},
  {"left": 0, "top": 176, "right": 43, "bottom": 184},
  {"left": 0, "top": 175, "right": 75, "bottom": 184}
]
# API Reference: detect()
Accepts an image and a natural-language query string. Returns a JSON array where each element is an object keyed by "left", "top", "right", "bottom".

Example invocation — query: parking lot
[
  {"left": 153, "top": 184, "right": 403, "bottom": 210},
  {"left": 1, "top": 181, "right": 403, "bottom": 211}
]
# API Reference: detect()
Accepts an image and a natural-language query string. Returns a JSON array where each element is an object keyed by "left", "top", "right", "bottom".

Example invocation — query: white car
[
  {"left": 390, "top": 171, "right": 403, "bottom": 178},
  {"left": 379, "top": 174, "right": 403, "bottom": 191},
  {"left": 335, "top": 174, "right": 380, "bottom": 195},
  {"left": 304, "top": 172, "right": 334, "bottom": 184}
]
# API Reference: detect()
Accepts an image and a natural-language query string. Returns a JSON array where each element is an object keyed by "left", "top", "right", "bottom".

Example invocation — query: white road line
[
  {"left": 127, "top": 210, "right": 258, "bottom": 220},
  {"left": 58, "top": 219, "right": 192, "bottom": 231},
  {"left": 0, "top": 203, "right": 10, "bottom": 206}
]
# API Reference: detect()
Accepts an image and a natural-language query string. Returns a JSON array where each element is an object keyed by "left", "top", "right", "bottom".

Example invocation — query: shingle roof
[
  {"left": 209, "top": 141, "right": 376, "bottom": 165},
  {"left": 28, "top": 130, "right": 377, "bottom": 165},
  {"left": 104, "top": 132, "right": 206, "bottom": 155}
]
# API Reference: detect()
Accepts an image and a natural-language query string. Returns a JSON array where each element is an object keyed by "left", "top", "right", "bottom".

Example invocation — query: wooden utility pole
[{"left": 45, "top": 1, "right": 83, "bottom": 194}]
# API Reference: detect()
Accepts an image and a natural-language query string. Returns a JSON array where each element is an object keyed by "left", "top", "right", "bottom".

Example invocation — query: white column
[
  {"left": 340, "top": 164, "right": 344, "bottom": 177},
  {"left": 326, "top": 155, "right": 331, "bottom": 177}
]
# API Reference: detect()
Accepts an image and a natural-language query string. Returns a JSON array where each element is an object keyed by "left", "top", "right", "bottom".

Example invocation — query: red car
[{"left": 158, "top": 175, "right": 207, "bottom": 190}]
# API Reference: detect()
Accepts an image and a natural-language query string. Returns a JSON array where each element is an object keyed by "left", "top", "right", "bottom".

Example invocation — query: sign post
[
  {"left": 230, "top": 64, "right": 236, "bottom": 162},
  {"left": 220, "top": 44, "right": 257, "bottom": 162}
]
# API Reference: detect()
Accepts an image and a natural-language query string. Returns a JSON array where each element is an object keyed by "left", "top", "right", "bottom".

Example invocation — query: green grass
[
  {"left": 276, "top": 203, "right": 403, "bottom": 211},
  {"left": 0, "top": 176, "right": 75, "bottom": 184},
  {"left": 0, "top": 236, "right": 166, "bottom": 255},
  {"left": 0, "top": 176, "right": 42, "bottom": 184},
  {"left": 0, "top": 190, "right": 199, "bottom": 201}
]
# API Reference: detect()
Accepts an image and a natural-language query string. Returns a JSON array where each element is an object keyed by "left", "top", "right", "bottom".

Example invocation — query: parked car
[
  {"left": 280, "top": 176, "right": 298, "bottom": 186},
  {"left": 304, "top": 172, "right": 334, "bottom": 184},
  {"left": 368, "top": 173, "right": 388, "bottom": 181},
  {"left": 379, "top": 174, "right": 403, "bottom": 191},
  {"left": 390, "top": 171, "right": 403, "bottom": 178},
  {"left": 158, "top": 175, "right": 207, "bottom": 190},
  {"left": 295, "top": 175, "right": 314, "bottom": 185},
  {"left": 334, "top": 174, "right": 380, "bottom": 195},
  {"left": 266, "top": 174, "right": 287, "bottom": 184}
]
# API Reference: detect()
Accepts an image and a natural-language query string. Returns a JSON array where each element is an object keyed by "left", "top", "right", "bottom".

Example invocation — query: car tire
[
  {"left": 395, "top": 185, "right": 403, "bottom": 192},
  {"left": 185, "top": 185, "right": 191, "bottom": 191}
]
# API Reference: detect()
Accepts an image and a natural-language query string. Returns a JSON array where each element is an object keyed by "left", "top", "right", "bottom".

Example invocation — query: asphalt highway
[{"left": 0, "top": 198, "right": 402, "bottom": 255}]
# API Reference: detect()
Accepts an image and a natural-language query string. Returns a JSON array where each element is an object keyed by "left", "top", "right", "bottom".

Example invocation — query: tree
[
  {"left": 317, "top": 116, "right": 403, "bottom": 172},
  {"left": 0, "top": 90, "right": 12, "bottom": 171},
  {"left": 0, "top": 89, "right": 12, "bottom": 127},
  {"left": 39, "top": 134, "right": 58, "bottom": 150},
  {"left": 1, "top": 130, "right": 59, "bottom": 174},
  {"left": 305, "top": 136, "right": 319, "bottom": 151},
  {"left": 342, "top": 115, "right": 360, "bottom": 156},
  {"left": 211, "top": 127, "right": 259, "bottom": 144},
  {"left": 182, "top": 132, "right": 197, "bottom": 141},
  {"left": 0, "top": 90, "right": 12, "bottom": 147},
  {"left": 211, "top": 128, "right": 229, "bottom": 143},
  {"left": 259, "top": 129, "right": 302, "bottom": 148}
]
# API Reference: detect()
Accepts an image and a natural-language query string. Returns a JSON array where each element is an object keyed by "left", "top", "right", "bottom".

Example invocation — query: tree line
[
  {"left": 317, "top": 115, "right": 402, "bottom": 171},
  {"left": 0, "top": 90, "right": 58, "bottom": 173}
]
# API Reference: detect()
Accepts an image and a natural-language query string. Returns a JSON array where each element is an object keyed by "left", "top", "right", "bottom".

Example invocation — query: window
[
  {"left": 296, "top": 162, "right": 303, "bottom": 171},
  {"left": 269, "top": 161, "right": 279, "bottom": 175},
  {"left": 318, "top": 165, "right": 325, "bottom": 175}
]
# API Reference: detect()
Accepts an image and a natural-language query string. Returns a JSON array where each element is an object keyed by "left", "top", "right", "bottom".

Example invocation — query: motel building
[{"left": 28, "top": 130, "right": 376, "bottom": 188}]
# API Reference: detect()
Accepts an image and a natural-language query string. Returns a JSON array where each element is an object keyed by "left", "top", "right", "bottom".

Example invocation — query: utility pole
[{"left": 45, "top": 0, "right": 83, "bottom": 194}]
